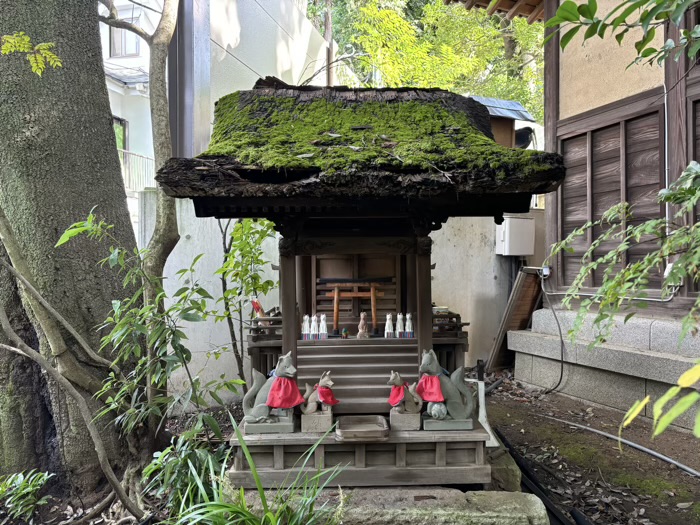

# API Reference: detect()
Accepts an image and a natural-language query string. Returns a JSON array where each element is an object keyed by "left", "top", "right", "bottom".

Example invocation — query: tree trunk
[
  {"left": 0, "top": 248, "right": 58, "bottom": 478},
  {"left": 0, "top": 0, "right": 137, "bottom": 493}
]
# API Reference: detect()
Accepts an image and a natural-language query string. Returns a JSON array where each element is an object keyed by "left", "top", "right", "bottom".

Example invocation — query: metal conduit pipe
[{"left": 542, "top": 415, "right": 700, "bottom": 478}]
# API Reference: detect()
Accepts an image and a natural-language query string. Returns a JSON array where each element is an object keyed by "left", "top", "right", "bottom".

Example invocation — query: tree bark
[
  {"left": 0, "top": 0, "right": 137, "bottom": 492},
  {"left": 0, "top": 247, "right": 57, "bottom": 478}
]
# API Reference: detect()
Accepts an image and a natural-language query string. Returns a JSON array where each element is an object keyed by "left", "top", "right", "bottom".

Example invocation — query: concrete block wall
[{"left": 508, "top": 309, "right": 700, "bottom": 429}]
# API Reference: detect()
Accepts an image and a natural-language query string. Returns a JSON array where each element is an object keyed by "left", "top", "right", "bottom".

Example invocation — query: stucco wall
[
  {"left": 431, "top": 218, "right": 512, "bottom": 366},
  {"left": 558, "top": 0, "right": 664, "bottom": 120}
]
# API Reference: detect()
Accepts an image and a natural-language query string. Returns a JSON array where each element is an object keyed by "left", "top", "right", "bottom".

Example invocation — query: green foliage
[
  {"left": 0, "top": 470, "right": 54, "bottom": 522},
  {"left": 172, "top": 419, "right": 344, "bottom": 525},
  {"left": 57, "top": 211, "right": 244, "bottom": 437},
  {"left": 1, "top": 32, "right": 62, "bottom": 76},
  {"left": 545, "top": 0, "right": 700, "bottom": 68},
  {"left": 216, "top": 219, "right": 277, "bottom": 320},
  {"left": 142, "top": 422, "right": 231, "bottom": 518},
  {"left": 322, "top": 0, "right": 543, "bottom": 122},
  {"left": 549, "top": 160, "right": 700, "bottom": 435}
]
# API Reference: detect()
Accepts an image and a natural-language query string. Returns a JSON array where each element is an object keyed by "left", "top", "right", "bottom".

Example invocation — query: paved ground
[{"left": 489, "top": 374, "right": 700, "bottom": 525}]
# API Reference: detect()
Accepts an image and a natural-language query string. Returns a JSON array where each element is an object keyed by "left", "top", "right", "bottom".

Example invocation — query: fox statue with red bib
[
  {"left": 243, "top": 351, "right": 304, "bottom": 423},
  {"left": 416, "top": 349, "right": 474, "bottom": 422}
]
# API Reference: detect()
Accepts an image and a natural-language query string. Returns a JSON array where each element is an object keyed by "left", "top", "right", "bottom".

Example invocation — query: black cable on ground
[
  {"left": 495, "top": 428, "right": 592, "bottom": 525},
  {"left": 539, "top": 272, "right": 566, "bottom": 394}
]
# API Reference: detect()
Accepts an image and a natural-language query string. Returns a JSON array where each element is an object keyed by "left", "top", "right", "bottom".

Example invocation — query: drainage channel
[{"left": 495, "top": 428, "right": 593, "bottom": 525}]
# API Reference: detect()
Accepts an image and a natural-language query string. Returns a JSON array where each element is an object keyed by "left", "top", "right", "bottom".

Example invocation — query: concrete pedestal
[
  {"left": 244, "top": 415, "right": 295, "bottom": 435},
  {"left": 301, "top": 412, "right": 333, "bottom": 433},
  {"left": 390, "top": 409, "right": 421, "bottom": 430},
  {"left": 422, "top": 416, "right": 473, "bottom": 431}
]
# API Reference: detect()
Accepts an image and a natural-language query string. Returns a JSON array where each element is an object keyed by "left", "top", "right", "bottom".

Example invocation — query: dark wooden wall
[{"left": 558, "top": 108, "right": 664, "bottom": 288}]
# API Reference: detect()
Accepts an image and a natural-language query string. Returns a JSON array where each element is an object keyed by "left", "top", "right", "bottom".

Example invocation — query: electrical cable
[
  {"left": 539, "top": 270, "right": 566, "bottom": 394},
  {"left": 542, "top": 415, "right": 700, "bottom": 479}
]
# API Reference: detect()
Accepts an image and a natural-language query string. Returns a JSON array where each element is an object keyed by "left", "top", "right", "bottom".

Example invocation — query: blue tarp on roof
[{"left": 470, "top": 96, "right": 535, "bottom": 122}]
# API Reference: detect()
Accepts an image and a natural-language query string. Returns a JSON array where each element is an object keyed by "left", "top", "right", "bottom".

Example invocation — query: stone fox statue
[
  {"left": 301, "top": 370, "right": 339, "bottom": 414},
  {"left": 387, "top": 370, "right": 422, "bottom": 413},
  {"left": 417, "top": 349, "right": 474, "bottom": 420},
  {"left": 243, "top": 351, "right": 303, "bottom": 423}
]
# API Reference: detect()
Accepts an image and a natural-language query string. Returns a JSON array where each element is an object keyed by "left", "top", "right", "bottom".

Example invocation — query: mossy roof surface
[
  {"left": 201, "top": 85, "right": 555, "bottom": 177},
  {"left": 156, "top": 80, "right": 565, "bottom": 207}
]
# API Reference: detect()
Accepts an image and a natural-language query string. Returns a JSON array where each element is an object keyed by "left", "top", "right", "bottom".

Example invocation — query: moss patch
[{"left": 202, "top": 91, "right": 556, "bottom": 179}]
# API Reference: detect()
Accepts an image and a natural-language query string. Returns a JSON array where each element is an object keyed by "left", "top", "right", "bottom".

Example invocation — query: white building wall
[
  {"left": 210, "top": 0, "right": 329, "bottom": 115},
  {"left": 150, "top": 0, "right": 330, "bottom": 404}
]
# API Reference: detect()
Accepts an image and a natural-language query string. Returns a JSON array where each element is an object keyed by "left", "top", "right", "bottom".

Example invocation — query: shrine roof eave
[{"left": 156, "top": 158, "right": 562, "bottom": 223}]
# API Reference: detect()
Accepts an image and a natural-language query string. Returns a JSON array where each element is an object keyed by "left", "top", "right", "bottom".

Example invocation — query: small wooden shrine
[{"left": 157, "top": 77, "right": 564, "bottom": 488}]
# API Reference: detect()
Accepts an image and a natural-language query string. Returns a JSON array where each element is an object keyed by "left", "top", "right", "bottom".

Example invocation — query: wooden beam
[
  {"left": 544, "top": 0, "right": 560, "bottom": 285},
  {"left": 416, "top": 239, "right": 433, "bottom": 355},
  {"left": 506, "top": 0, "right": 529, "bottom": 20},
  {"left": 280, "top": 246, "right": 298, "bottom": 363},
  {"left": 526, "top": 1, "right": 545, "bottom": 23},
  {"left": 486, "top": 0, "right": 504, "bottom": 15}
]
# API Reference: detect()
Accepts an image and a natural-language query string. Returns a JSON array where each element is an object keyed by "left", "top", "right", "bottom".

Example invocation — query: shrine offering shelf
[{"left": 229, "top": 426, "right": 491, "bottom": 488}]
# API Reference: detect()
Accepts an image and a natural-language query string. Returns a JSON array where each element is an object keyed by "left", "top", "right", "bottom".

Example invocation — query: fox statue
[
  {"left": 242, "top": 351, "right": 303, "bottom": 423},
  {"left": 417, "top": 349, "right": 474, "bottom": 420},
  {"left": 387, "top": 370, "right": 422, "bottom": 414},
  {"left": 301, "top": 370, "right": 339, "bottom": 414}
]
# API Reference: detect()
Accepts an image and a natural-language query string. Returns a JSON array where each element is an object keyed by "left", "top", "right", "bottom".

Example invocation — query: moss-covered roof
[{"left": 156, "top": 78, "right": 564, "bottom": 220}]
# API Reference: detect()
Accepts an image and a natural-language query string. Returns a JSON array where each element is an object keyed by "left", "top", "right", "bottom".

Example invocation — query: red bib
[
  {"left": 416, "top": 375, "right": 444, "bottom": 402},
  {"left": 266, "top": 376, "right": 305, "bottom": 408},
  {"left": 388, "top": 382, "right": 408, "bottom": 407},
  {"left": 316, "top": 385, "right": 340, "bottom": 406}
]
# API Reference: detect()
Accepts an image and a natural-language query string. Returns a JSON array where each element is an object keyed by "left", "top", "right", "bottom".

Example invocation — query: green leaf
[
  {"left": 560, "top": 26, "right": 582, "bottom": 49},
  {"left": 688, "top": 38, "right": 700, "bottom": 59},
  {"left": 578, "top": 4, "right": 593, "bottom": 19},
  {"left": 180, "top": 312, "right": 203, "bottom": 322},
  {"left": 108, "top": 249, "right": 119, "bottom": 269},
  {"left": 585, "top": 20, "right": 601, "bottom": 39},
  {"left": 588, "top": 0, "right": 598, "bottom": 17},
  {"left": 622, "top": 396, "right": 650, "bottom": 427},
  {"left": 652, "top": 386, "right": 681, "bottom": 422},
  {"left": 654, "top": 391, "right": 700, "bottom": 436},
  {"left": 544, "top": 16, "right": 564, "bottom": 28},
  {"left": 694, "top": 410, "right": 700, "bottom": 438},
  {"left": 612, "top": 0, "right": 647, "bottom": 30},
  {"left": 201, "top": 414, "right": 223, "bottom": 440},
  {"left": 635, "top": 27, "right": 656, "bottom": 54},
  {"left": 55, "top": 225, "right": 88, "bottom": 247},
  {"left": 615, "top": 28, "right": 630, "bottom": 45},
  {"left": 557, "top": 0, "right": 581, "bottom": 22}
]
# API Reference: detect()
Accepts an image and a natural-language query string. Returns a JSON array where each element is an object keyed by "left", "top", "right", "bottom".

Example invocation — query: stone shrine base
[
  {"left": 244, "top": 487, "right": 547, "bottom": 525},
  {"left": 230, "top": 425, "right": 491, "bottom": 488}
]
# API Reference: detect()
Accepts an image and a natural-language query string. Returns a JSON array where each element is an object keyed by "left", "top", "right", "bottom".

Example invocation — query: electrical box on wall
[{"left": 496, "top": 216, "right": 535, "bottom": 256}]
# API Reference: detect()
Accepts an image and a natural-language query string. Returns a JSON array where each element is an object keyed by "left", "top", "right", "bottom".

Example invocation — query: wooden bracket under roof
[{"left": 444, "top": 0, "right": 545, "bottom": 23}]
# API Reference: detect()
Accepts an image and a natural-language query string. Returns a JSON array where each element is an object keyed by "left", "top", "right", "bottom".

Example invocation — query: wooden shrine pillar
[
  {"left": 279, "top": 239, "right": 298, "bottom": 363},
  {"left": 415, "top": 237, "right": 433, "bottom": 354}
]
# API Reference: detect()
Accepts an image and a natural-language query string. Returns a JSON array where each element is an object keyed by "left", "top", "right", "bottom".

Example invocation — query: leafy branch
[
  {"left": 546, "top": 0, "right": 700, "bottom": 68},
  {"left": 1, "top": 32, "right": 62, "bottom": 76}
]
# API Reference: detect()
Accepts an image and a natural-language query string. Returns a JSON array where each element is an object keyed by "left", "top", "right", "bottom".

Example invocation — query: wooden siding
[{"left": 558, "top": 111, "right": 663, "bottom": 288}]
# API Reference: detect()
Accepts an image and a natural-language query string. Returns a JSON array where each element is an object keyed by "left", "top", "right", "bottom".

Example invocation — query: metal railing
[{"left": 118, "top": 149, "right": 156, "bottom": 191}]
